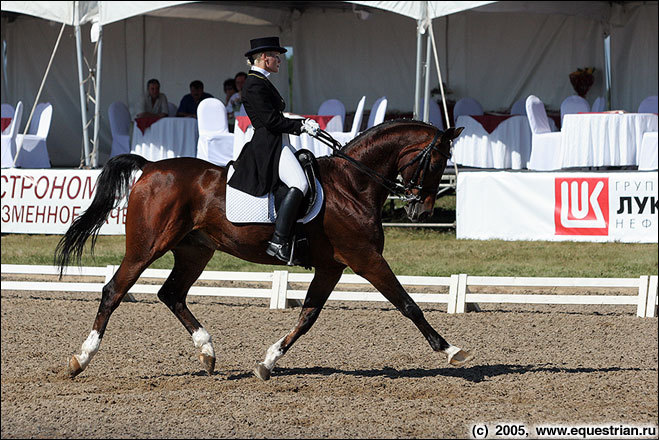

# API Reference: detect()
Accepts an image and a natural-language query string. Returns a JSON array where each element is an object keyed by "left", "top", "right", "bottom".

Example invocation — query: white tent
[{"left": 2, "top": 1, "right": 657, "bottom": 167}]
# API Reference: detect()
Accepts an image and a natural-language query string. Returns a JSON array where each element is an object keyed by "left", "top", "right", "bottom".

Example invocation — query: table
[
  {"left": 234, "top": 114, "right": 342, "bottom": 158},
  {"left": 452, "top": 114, "right": 532, "bottom": 169},
  {"left": 131, "top": 117, "right": 198, "bottom": 161},
  {"left": 560, "top": 112, "right": 658, "bottom": 168}
]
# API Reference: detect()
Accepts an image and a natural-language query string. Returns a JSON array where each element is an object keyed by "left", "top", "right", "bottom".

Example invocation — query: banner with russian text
[
  {"left": 1, "top": 169, "right": 135, "bottom": 235},
  {"left": 456, "top": 171, "right": 657, "bottom": 243}
]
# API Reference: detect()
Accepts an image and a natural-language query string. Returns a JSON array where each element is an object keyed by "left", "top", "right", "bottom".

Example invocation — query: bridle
[{"left": 314, "top": 127, "right": 451, "bottom": 202}]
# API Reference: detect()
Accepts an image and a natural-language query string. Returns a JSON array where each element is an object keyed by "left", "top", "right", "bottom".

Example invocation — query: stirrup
[{"left": 266, "top": 240, "right": 295, "bottom": 266}]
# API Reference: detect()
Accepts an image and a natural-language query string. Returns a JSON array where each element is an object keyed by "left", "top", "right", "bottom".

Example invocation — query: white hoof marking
[{"left": 192, "top": 328, "right": 215, "bottom": 358}]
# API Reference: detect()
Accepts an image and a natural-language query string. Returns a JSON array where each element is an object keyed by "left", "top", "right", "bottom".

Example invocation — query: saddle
[{"left": 226, "top": 149, "right": 323, "bottom": 269}]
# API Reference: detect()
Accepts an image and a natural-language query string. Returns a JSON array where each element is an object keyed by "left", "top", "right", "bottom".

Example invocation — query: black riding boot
[{"left": 266, "top": 187, "right": 305, "bottom": 264}]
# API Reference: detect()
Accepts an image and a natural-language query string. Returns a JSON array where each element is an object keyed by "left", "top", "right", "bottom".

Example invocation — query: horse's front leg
[
  {"left": 348, "top": 250, "right": 473, "bottom": 366},
  {"left": 254, "top": 268, "right": 344, "bottom": 381}
]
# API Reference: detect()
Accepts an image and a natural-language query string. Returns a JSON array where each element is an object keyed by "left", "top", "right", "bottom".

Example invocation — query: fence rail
[{"left": 1, "top": 264, "right": 656, "bottom": 318}]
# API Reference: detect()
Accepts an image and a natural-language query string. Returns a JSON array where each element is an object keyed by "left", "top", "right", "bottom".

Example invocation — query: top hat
[{"left": 245, "top": 37, "right": 287, "bottom": 58}]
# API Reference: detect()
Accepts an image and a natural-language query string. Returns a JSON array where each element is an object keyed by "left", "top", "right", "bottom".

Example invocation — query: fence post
[
  {"left": 455, "top": 273, "right": 468, "bottom": 313},
  {"left": 636, "top": 275, "right": 649, "bottom": 317},
  {"left": 270, "top": 270, "right": 289, "bottom": 310},
  {"left": 447, "top": 274, "right": 459, "bottom": 313},
  {"left": 644, "top": 275, "right": 657, "bottom": 318}
]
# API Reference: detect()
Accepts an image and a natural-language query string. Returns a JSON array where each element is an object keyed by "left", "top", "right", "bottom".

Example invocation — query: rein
[{"left": 313, "top": 128, "right": 449, "bottom": 201}]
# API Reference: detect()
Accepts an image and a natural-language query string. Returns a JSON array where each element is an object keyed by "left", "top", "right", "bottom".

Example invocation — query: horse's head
[{"left": 398, "top": 126, "right": 464, "bottom": 222}]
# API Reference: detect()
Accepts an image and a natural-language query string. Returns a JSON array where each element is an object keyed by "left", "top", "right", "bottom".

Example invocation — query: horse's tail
[{"left": 54, "top": 154, "right": 149, "bottom": 278}]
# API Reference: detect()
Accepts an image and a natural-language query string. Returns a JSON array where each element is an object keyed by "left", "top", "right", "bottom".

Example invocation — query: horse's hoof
[
  {"left": 254, "top": 363, "right": 271, "bottom": 381},
  {"left": 199, "top": 353, "right": 215, "bottom": 375},
  {"left": 448, "top": 348, "right": 474, "bottom": 366},
  {"left": 68, "top": 356, "right": 83, "bottom": 378}
]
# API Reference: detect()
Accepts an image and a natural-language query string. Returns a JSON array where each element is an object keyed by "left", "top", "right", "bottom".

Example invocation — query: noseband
[{"left": 314, "top": 127, "right": 451, "bottom": 202}]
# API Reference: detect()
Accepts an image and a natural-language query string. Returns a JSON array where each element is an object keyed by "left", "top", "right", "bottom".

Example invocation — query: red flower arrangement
[{"left": 569, "top": 67, "right": 595, "bottom": 98}]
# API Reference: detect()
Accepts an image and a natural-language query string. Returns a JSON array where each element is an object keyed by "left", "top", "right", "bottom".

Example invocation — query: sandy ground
[{"left": 1, "top": 287, "right": 657, "bottom": 439}]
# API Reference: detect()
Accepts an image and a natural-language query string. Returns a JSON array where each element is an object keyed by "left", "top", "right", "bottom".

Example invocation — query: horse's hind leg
[
  {"left": 156, "top": 241, "right": 216, "bottom": 375},
  {"left": 68, "top": 256, "right": 162, "bottom": 378},
  {"left": 254, "top": 268, "right": 343, "bottom": 381},
  {"left": 349, "top": 252, "right": 473, "bottom": 366}
]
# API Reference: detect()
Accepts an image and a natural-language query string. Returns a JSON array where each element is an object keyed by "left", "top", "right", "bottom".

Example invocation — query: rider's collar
[{"left": 250, "top": 66, "right": 270, "bottom": 78}]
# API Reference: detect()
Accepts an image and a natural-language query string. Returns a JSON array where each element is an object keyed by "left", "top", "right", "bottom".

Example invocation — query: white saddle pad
[{"left": 226, "top": 165, "right": 324, "bottom": 224}]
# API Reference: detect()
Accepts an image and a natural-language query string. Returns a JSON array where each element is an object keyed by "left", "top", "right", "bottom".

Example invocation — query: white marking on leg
[
  {"left": 192, "top": 328, "right": 215, "bottom": 358},
  {"left": 262, "top": 335, "right": 286, "bottom": 371},
  {"left": 73, "top": 330, "right": 101, "bottom": 370},
  {"left": 444, "top": 345, "right": 461, "bottom": 360}
]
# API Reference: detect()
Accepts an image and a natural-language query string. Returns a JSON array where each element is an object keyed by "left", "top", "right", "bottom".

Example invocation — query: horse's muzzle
[{"left": 404, "top": 201, "right": 430, "bottom": 222}]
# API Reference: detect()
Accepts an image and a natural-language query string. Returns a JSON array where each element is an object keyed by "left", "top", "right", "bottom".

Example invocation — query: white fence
[{"left": 1, "top": 264, "right": 657, "bottom": 318}]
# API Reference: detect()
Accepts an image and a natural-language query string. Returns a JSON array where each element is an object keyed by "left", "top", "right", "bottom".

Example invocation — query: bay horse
[{"left": 55, "top": 120, "right": 471, "bottom": 381}]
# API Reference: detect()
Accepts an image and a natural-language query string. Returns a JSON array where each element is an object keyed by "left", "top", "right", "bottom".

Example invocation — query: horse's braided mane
[{"left": 341, "top": 118, "right": 437, "bottom": 153}]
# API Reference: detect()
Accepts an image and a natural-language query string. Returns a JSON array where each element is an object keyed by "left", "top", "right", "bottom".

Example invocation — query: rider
[{"left": 228, "top": 36, "right": 320, "bottom": 264}]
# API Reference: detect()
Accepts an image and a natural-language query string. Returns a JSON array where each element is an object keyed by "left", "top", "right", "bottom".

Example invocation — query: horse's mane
[{"left": 341, "top": 119, "right": 437, "bottom": 154}]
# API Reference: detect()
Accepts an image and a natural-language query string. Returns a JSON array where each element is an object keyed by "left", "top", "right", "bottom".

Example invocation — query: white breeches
[{"left": 278, "top": 144, "right": 308, "bottom": 194}]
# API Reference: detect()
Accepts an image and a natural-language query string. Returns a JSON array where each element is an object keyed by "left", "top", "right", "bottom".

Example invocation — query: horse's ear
[{"left": 441, "top": 126, "right": 464, "bottom": 142}]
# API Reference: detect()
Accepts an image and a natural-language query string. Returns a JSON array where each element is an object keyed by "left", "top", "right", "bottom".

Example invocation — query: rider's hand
[{"left": 301, "top": 118, "right": 320, "bottom": 136}]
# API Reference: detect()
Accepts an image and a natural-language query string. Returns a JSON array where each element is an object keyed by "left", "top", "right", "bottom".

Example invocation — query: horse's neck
[
  {"left": 340, "top": 136, "right": 405, "bottom": 204},
  {"left": 349, "top": 138, "right": 403, "bottom": 181}
]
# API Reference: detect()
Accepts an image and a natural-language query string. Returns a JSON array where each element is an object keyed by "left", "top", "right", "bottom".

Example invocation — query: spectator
[
  {"left": 228, "top": 71, "right": 247, "bottom": 115},
  {"left": 177, "top": 80, "right": 213, "bottom": 118},
  {"left": 223, "top": 78, "right": 237, "bottom": 131},
  {"left": 136, "top": 78, "right": 169, "bottom": 118}
]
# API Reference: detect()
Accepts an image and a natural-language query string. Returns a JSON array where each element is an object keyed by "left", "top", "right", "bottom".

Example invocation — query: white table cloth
[
  {"left": 452, "top": 115, "right": 532, "bottom": 169},
  {"left": 560, "top": 113, "right": 658, "bottom": 168},
  {"left": 131, "top": 117, "right": 198, "bottom": 161}
]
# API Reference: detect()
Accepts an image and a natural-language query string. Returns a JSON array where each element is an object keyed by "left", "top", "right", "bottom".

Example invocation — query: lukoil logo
[{"left": 554, "top": 177, "right": 609, "bottom": 235}]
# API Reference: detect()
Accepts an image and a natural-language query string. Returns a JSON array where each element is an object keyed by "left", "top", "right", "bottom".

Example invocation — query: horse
[{"left": 55, "top": 120, "right": 471, "bottom": 381}]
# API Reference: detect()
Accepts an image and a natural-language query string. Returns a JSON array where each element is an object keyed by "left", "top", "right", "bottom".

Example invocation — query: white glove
[{"left": 301, "top": 118, "right": 320, "bottom": 136}]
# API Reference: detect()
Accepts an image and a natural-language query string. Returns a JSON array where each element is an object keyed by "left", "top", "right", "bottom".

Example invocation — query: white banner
[
  {"left": 1, "top": 169, "right": 129, "bottom": 235},
  {"left": 457, "top": 171, "right": 658, "bottom": 243}
]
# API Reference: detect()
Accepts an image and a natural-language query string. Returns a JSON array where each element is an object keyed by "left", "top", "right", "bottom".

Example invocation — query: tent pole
[
  {"left": 414, "top": 20, "right": 422, "bottom": 120},
  {"left": 92, "top": 25, "right": 103, "bottom": 168},
  {"left": 13, "top": 22, "right": 66, "bottom": 166},
  {"left": 427, "top": 20, "right": 459, "bottom": 177},
  {"left": 75, "top": 24, "right": 91, "bottom": 167},
  {"left": 428, "top": 21, "right": 451, "bottom": 129},
  {"left": 423, "top": 31, "right": 431, "bottom": 123}
]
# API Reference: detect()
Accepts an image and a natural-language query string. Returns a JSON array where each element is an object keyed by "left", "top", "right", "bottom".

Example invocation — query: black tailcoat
[{"left": 227, "top": 70, "right": 303, "bottom": 196}]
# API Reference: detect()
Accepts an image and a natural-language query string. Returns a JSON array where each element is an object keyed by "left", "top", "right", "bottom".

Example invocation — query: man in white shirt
[{"left": 137, "top": 78, "right": 169, "bottom": 118}]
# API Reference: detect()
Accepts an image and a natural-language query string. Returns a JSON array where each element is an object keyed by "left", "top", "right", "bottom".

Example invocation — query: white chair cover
[
  {"left": 560, "top": 95, "right": 590, "bottom": 124},
  {"left": 2, "top": 103, "right": 15, "bottom": 135},
  {"left": 168, "top": 101, "right": 178, "bottom": 116},
  {"left": 453, "top": 97, "right": 484, "bottom": 125},
  {"left": 367, "top": 96, "right": 387, "bottom": 128},
  {"left": 1, "top": 101, "right": 23, "bottom": 167},
  {"left": 196, "top": 98, "right": 232, "bottom": 166},
  {"left": 15, "top": 102, "right": 52, "bottom": 168},
  {"left": 638, "top": 95, "right": 658, "bottom": 113},
  {"left": 327, "top": 96, "right": 365, "bottom": 146},
  {"left": 510, "top": 99, "right": 526, "bottom": 115},
  {"left": 638, "top": 131, "right": 658, "bottom": 170},
  {"left": 317, "top": 99, "right": 346, "bottom": 130},
  {"left": 26, "top": 103, "right": 48, "bottom": 135},
  {"left": 1, "top": 103, "right": 14, "bottom": 118},
  {"left": 526, "top": 95, "right": 562, "bottom": 170},
  {"left": 420, "top": 98, "right": 444, "bottom": 130},
  {"left": 591, "top": 96, "right": 605, "bottom": 112},
  {"left": 108, "top": 101, "right": 132, "bottom": 158}
]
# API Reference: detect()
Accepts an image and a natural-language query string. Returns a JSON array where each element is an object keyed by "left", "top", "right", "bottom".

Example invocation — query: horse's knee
[{"left": 401, "top": 301, "right": 423, "bottom": 321}]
